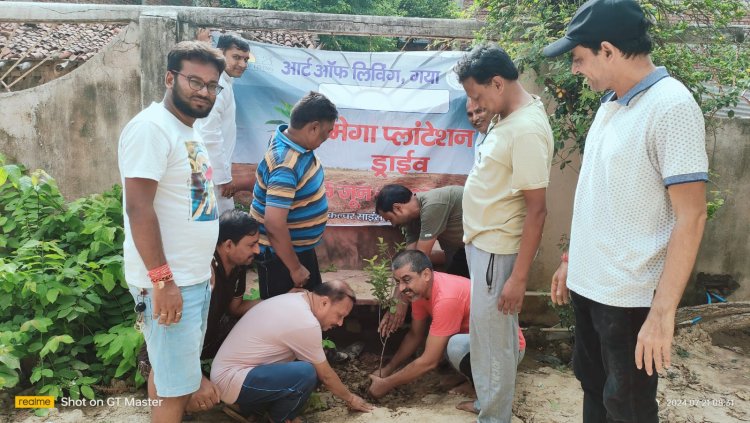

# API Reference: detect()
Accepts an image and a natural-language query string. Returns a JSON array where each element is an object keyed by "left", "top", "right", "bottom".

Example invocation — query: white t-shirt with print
[
  {"left": 567, "top": 75, "right": 708, "bottom": 308},
  {"left": 119, "top": 102, "right": 219, "bottom": 289}
]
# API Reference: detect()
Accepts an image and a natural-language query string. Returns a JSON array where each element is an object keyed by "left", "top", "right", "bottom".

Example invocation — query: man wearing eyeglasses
[
  {"left": 195, "top": 34, "right": 251, "bottom": 214},
  {"left": 118, "top": 41, "right": 225, "bottom": 423}
]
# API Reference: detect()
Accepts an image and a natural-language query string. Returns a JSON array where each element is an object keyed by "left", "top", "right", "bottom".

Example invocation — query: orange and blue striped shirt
[{"left": 250, "top": 125, "right": 328, "bottom": 252}]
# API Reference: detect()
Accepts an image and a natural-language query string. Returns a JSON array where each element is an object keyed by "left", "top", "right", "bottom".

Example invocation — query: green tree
[
  {"left": 474, "top": 0, "right": 749, "bottom": 166},
  {"left": 228, "top": 0, "right": 459, "bottom": 51},
  {"left": 401, "top": 0, "right": 458, "bottom": 19}
]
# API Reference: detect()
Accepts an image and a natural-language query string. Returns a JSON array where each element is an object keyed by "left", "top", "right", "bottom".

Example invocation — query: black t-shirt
[{"left": 201, "top": 252, "right": 247, "bottom": 360}]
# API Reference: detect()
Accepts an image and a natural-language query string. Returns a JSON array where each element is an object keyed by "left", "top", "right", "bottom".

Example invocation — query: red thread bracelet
[{"left": 148, "top": 264, "right": 173, "bottom": 288}]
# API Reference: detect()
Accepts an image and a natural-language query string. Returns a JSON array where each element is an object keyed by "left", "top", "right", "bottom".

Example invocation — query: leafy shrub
[
  {"left": 474, "top": 0, "right": 749, "bottom": 162},
  {"left": 0, "top": 155, "right": 142, "bottom": 412},
  {"left": 363, "top": 237, "right": 404, "bottom": 316},
  {"left": 364, "top": 236, "right": 404, "bottom": 375}
]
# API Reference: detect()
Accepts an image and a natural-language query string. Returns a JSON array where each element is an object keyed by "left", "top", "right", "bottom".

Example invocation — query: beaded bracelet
[{"left": 560, "top": 252, "right": 569, "bottom": 263}]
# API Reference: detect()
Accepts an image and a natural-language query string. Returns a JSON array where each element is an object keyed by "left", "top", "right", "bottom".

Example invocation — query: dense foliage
[
  {"left": 223, "top": 0, "right": 459, "bottom": 51},
  {"left": 474, "top": 0, "right": 749, "bottom": 166},
  {"left": 0, "top": 156, "right": 142, "bottom": 415}
]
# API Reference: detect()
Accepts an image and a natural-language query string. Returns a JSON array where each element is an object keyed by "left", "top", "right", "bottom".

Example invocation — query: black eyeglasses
[{"left": 170, "top": 70, "right": 223, "bottom": 95}]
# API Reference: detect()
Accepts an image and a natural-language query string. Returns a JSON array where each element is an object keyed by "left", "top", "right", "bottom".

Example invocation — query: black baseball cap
[{"left": 543, "top": 0, "right": 648, "bottom": 57}]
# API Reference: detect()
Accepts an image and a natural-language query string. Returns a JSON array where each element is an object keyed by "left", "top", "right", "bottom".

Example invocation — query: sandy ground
[{"left": 8, "top": 327, "right": 750, "bottom": 423}]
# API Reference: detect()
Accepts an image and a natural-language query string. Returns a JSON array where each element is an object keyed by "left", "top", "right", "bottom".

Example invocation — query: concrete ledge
[
  {"left": 1, "top": 2, "right": 482, "bottom": 40},
  {"left": 178, "top": 7, "right": 481, "bottom": 39}
]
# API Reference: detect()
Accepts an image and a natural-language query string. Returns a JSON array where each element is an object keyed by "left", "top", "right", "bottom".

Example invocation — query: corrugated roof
[
  {"left": 0, "top": 22, "right": 124, "bottom": 63},
  {"left": 0, "top": 22, "right": 319, "bottom": 90},
  {"left": 705, "top": 85, "right": 750, "bottom": 119},
  {"left": 239, "top": 30, "right": 319, "bottom": 49}
]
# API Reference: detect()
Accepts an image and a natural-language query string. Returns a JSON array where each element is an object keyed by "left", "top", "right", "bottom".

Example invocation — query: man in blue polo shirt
[{"left": 250, "top": 91, "right": 338, "bottom": 299}]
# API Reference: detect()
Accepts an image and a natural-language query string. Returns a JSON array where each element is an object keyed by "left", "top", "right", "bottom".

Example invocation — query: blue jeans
[
  {"left": 571, "top": 291, "right": 658, "bottom": 423},
  {"left": 235, "top": 361, "right": 318, "bottom": 423}
]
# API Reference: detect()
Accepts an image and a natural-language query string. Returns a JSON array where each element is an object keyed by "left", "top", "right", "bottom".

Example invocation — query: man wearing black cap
[{"left": 545, "top": 0, "right": 709, "bottom": 422}]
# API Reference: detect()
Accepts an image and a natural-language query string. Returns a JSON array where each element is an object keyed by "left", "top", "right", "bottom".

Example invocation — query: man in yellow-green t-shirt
[{"left": 453, "top": 44, "right": 554, "bottom": 423}]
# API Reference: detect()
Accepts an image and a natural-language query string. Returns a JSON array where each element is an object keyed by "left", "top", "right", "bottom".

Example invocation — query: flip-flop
[
  {"left": 222, "top": 404, "right": 255, "bottom": 423},
  {"left": 341, "top": 341, "right": 365, "bottom": 359},
  {"left": 325, "top": 348, "right": 349, "bottom": 363},
  {"left": 137, "top": 343, "right": 151, "bottom": 381}
]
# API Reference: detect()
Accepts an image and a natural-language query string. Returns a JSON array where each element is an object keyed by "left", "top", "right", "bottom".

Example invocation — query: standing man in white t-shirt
[
  {"left": 194, "top": 34, "right": 251, "bottom": 214},
  {"left": 545, "top": 0, "right": 708, "bottom": 421},
  {"left": 118, "top": 41, "right": 225, "bottom": 423},
  {"left": 454, "top": 45, "right": 553, "bottom": 423}
]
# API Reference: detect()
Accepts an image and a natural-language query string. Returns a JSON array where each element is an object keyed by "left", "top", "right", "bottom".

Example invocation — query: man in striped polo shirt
[{"left": 251, "top": 92, "right": 338, "bottom": 299}]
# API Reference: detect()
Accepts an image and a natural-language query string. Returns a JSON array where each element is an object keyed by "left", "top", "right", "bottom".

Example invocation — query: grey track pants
[{"left": 466, "top": 243, "right": 521, "bottom": 423}]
